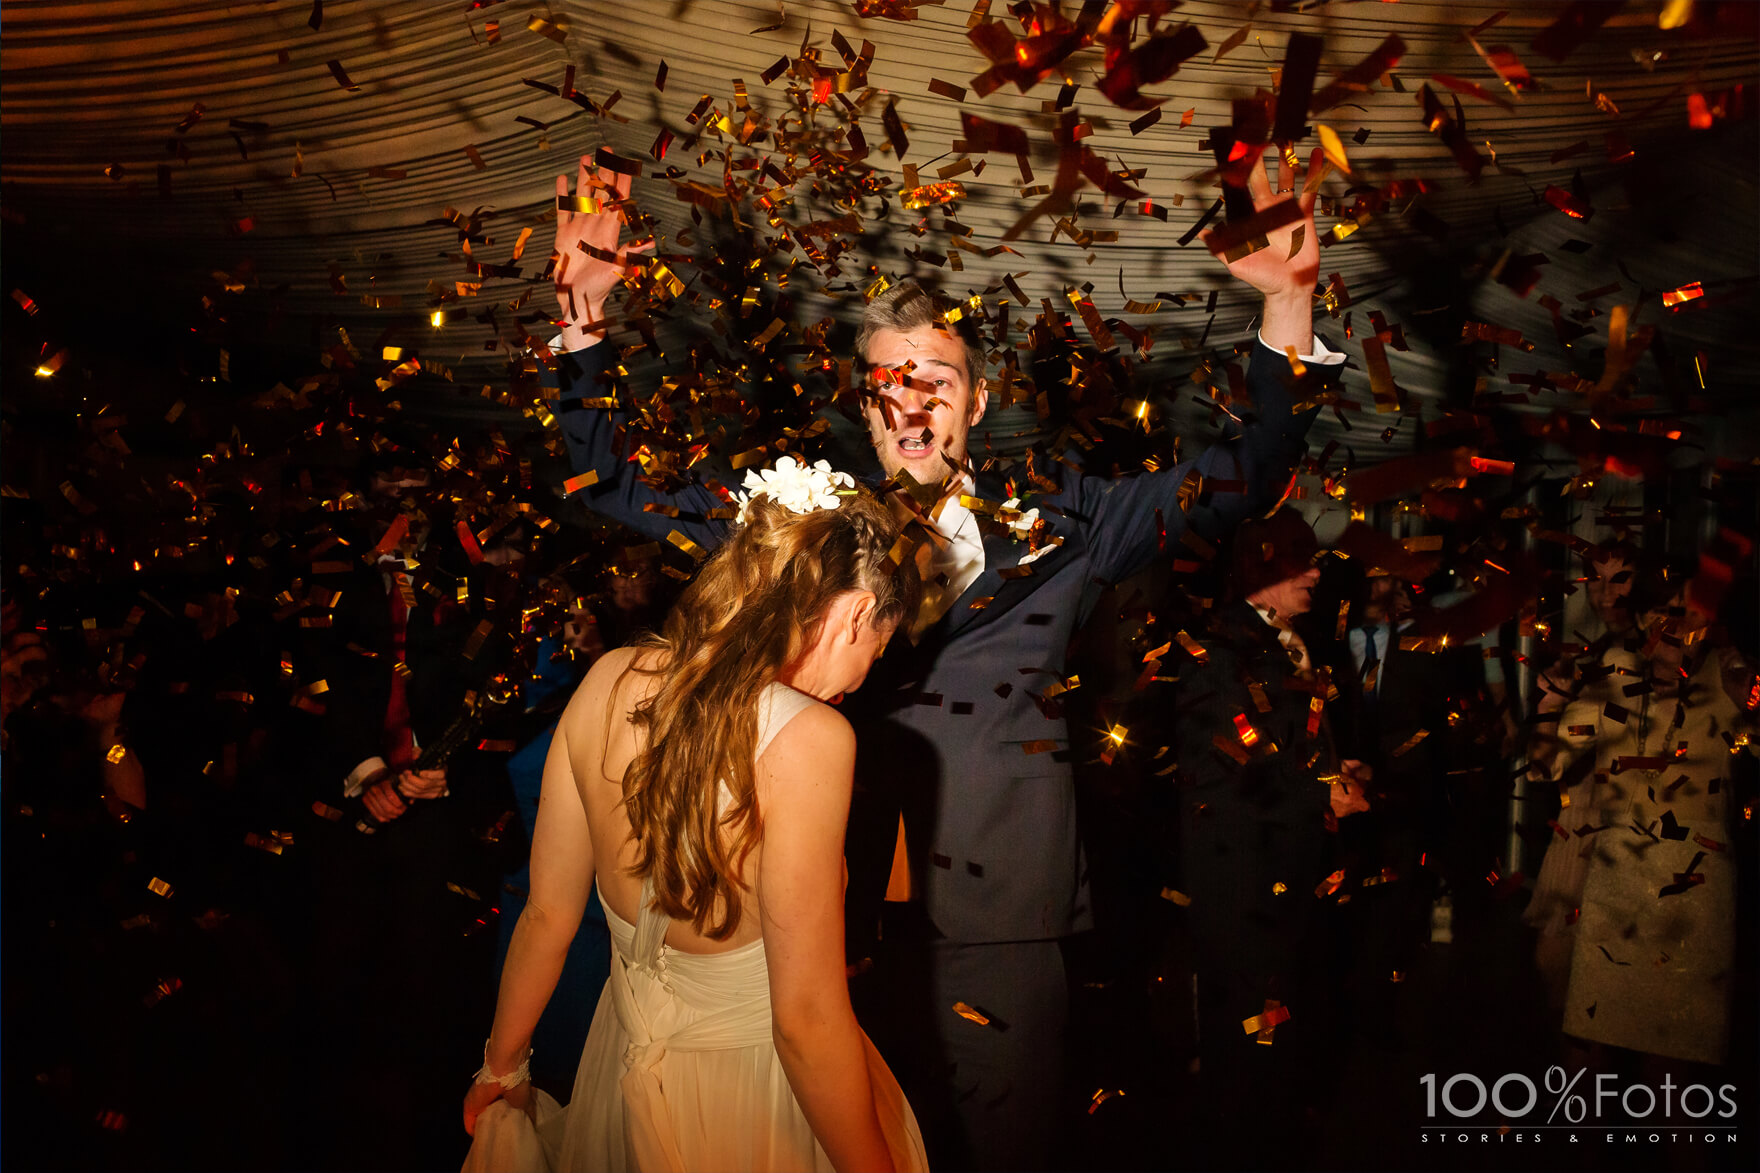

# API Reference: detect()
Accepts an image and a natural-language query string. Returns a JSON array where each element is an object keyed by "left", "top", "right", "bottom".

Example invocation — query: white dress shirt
[
  {"left": 909, "top": 477, "right": 987, "bottom": 637},
  {"left": 1266, "top": 331, "right": 1346, "bottom": 367}
]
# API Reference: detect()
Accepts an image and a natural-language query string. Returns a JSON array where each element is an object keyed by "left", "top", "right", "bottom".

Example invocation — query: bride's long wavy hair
[{"left": 621, "top": 488, "right": 919, "bottom": 939}]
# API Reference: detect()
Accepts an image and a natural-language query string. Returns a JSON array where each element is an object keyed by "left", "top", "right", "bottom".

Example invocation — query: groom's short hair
[{"left": 856, "top": 279, "right": 987, "bottom": 392}]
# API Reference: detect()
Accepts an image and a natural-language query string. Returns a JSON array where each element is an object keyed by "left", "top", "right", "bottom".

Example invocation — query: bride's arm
[
  {"left": 464, "top": 701, "right": 597, "bottom": 1134},
  {"left": 757, "top": 706, "right": 896, "bottom": 1173}
]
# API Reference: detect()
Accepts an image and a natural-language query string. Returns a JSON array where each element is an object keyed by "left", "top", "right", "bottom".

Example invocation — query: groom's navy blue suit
[{"left": 554, "top": 338, "right": 1330, "bottom": 1168}]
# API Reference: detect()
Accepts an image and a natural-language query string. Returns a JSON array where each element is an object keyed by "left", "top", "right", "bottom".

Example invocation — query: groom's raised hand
[
  {"left": 1201, "top": 145, "right": 1326, "bottom": 353},
  {"left": 553, "top": 157, "right": 654, "bottom": 352}
]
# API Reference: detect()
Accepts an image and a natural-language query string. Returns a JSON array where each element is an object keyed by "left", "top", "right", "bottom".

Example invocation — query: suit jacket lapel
[{"left": 942, "top": 506, "right": 1078, "bottom": 638}]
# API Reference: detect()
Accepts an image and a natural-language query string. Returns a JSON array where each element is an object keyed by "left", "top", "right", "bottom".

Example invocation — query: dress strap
[{"left": 755, "top": 682, "right": 817, "bottom": 760}]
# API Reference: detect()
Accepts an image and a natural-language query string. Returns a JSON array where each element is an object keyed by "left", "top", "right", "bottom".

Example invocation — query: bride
[{"left": 460, "top": 466, "right": 927, "bottom": 1173}]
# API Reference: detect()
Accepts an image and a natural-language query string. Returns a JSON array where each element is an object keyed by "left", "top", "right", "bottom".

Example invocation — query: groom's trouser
[{"left": 859, "top": 912, "right": 1070, "bottom": 1172}]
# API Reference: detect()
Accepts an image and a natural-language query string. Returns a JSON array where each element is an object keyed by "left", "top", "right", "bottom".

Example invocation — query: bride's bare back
[{"left": 559, "top": 644, "right": 771, "bottom": 955}]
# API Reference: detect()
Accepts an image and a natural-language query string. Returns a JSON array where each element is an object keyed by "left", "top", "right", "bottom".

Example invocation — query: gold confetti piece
[
  {"left": 1662, "top": 281, "right": 1704, "bottom": 309},
  {"left": 901, "top": 182, "right": 966, "bottom": 210},
  {"left": 527, "top": 13, "right": 567, "bottom": 43},
  {"left": 1241, "top": 1000, "right": 1291, "bottom": 1037},
  {"left": 446, "top": 882, "right": 482, "bottom": 901},
  {"left": 1087, "top": 1088, "right": 1125, "bottom": 1114},
  {"left": 1022, "top": 740, "right": 1059, "bottom": 754},
  {"left": 312, "top": 801, "right": 344, "bottom": 822},
  {"left": 1159, "top": 887, "right": 1192, "bottom": 907},
  {"left": 243, "top": 832, "right": 284, "bottom": 855},
  {"left": 558, "top": 194, "right": 603, "bottom": 215},
  {"left": 325, "top": 59, "right": 359, "bottom": 92},
  {"left": 463, "top": 144, "right": 486, "bottom": 170},
  {"left": 147, "top": 877, "right": 174, "bottom": 898},
  {"left": 1270, "top": 881, "right": 1288, "bottom": 896},
  {"left": 1316, "top": 123, "right": 1352, "bottom": 174},
  {"left": 1312, "top": 34, "right": 1406, "bottom": 114},
  {"left": 952, "top": 1002, "right": 991, "bottom": 1026},
  {"left": 666, "top": 530, "right": 707, "bottom": 560},
  {"left": 1390, "top": 729, "right": 1430, "bottom": 757},
  {"left": 142, "top": 977, "right": 183, "bottom": 1008},
  {"left": 928, "top": 78, "right": 966, "bottom": 102},
  {"left": 105, "top": 744, "right": 128, "bottom": 764},
  {"left": 461, "top": 620, "right": 494, "bottom": 661},
  {"left": 1213, "top": 22, "right": 1252, "bottom": 62},
  {"left": 562, "top": 470, "right": 600, "bottom": 495},
  {"left": 1174, "top": 630, "right": 1208, "bottom": 663}
]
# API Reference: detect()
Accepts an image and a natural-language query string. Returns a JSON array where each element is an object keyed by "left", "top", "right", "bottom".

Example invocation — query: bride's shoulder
[
  {"left": 566, "top": 645, "right": 662, "bottom": 720},
  {"left": 759, "top": 695, "right": 853, "bottom": 766}
]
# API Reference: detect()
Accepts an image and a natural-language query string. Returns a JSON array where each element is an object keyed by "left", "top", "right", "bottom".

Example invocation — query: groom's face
[{"left": 861, "top": 325, "right": 988, "bottom": 483}]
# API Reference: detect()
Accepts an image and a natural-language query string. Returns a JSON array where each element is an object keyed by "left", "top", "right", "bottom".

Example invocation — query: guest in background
[
  {"left": 284, "top": 444, "right": 515, "bottom": 1170},
  {"left": 1561, "top": 576, "right": 1753, "bottom": 1073},
  {"left": 1172, "top": 508, "right": 1371, "bottom": 1166},
  {"left": 1524, "top": 543, "right": 1649, "bottom": 1008}
]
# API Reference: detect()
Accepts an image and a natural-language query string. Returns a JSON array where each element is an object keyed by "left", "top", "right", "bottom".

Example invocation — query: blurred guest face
[
  {"left": 370, "top": 465, "right": 431, "bottom": 498},
  {"left": 1250, "top": 565, "right": 1321, "bottom": 622},
  {"left": 1586, "top": 556, "right": 1633, "bottom": 627},
  {"left": 1364, "top": 575, "right": 1411, "bottom": 624}
]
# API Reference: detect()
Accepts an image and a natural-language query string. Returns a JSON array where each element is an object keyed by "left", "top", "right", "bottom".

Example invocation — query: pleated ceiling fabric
[{"left": 3, "top": 0, "right": 1756, "bottom": 462}]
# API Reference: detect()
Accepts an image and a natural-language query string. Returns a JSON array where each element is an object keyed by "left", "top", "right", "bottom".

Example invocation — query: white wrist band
[{"left": 474, "top": 1040, "right": 531, "bottom": 1090}]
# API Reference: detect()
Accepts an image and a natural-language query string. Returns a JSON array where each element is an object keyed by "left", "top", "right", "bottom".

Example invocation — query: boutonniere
[{"left": 999, "top": 498, "right": 1062, "bottom": 566}]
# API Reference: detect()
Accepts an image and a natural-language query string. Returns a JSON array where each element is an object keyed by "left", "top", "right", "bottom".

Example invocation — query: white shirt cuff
[
  {"left": 344, "top": 756, "right": 388, "bottom": 799},
  {"left": 1258, "top": 331, "right": 1345, "bottom": 366}
]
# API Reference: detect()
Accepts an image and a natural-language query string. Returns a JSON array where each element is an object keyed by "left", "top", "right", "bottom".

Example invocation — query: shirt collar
[
  {"left": 929, "top": 474, "right": 979, "bottom": 539},
  {"left": 1249, "top": 602, "right": 1288, "bottom": 632}
]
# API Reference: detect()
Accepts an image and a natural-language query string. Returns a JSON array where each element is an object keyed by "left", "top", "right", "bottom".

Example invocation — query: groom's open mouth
[{"left": 895, "top": 427, "right": 938, "bottom": 463}]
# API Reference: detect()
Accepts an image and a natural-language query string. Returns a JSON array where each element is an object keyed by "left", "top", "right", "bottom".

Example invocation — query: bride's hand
[
  {"left": 464, "top": 1076, "right": 536, "bottom": 1136},
  {"left": 462, "top": 1079, "right": 503, "bottom": 1137}
]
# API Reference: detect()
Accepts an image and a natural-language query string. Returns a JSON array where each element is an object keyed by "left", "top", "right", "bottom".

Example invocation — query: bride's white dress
[{"left": 463, "top": 684, "right": 928, "bottom": 1172}]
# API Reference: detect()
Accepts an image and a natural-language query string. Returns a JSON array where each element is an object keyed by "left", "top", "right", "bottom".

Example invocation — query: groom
[{"left": 548, "top": 148, "right": 1340, "bottom": 1169}]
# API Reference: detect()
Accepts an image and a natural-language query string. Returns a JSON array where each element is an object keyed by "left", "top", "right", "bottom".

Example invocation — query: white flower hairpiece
[{"left": 733, "top": 456, "right": 857, "bottom": 524}]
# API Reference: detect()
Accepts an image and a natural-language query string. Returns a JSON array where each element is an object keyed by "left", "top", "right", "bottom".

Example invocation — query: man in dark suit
[
  {"left": 1172, "top": 509, "right": 1371, "bottom": 1166},
  {"left": 546, "top": 147, "right": 1338, "bottom": 1169}
]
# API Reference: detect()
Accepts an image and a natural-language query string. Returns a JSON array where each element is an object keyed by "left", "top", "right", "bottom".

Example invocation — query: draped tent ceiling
[{"left": 3, "top": 0, "right": 1757, "bottom": 480}]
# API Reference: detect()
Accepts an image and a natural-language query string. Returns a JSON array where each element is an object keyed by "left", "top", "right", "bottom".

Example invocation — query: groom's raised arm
[
  {"left": 1080, "top": 146, "right": 1338, "bottom": 585},
  {"left": 547, "top": 157, "right": 727, "bottom": 550}
]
